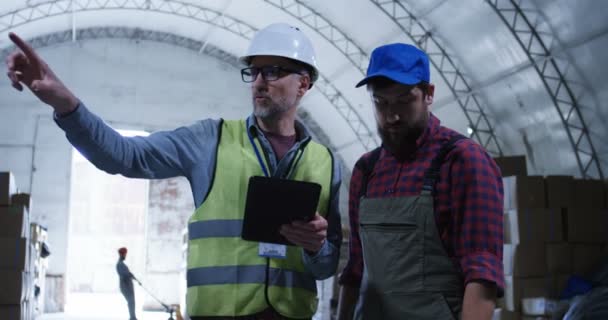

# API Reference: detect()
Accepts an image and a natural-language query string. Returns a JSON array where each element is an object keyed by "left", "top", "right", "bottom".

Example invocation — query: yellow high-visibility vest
[{"left": 186, "top": 119, "right": 332, "bottom": 318}]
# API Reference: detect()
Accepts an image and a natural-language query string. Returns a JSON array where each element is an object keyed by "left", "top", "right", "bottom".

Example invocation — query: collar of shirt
[
  {"left": 246, "top": 114, "right": 312, "bottom": 143},
  {"left": 380, "top": 113, "right": 441, "bottom": 160},
  {"left": 245, "top": 114, "right": 312, "bottom": 177}
]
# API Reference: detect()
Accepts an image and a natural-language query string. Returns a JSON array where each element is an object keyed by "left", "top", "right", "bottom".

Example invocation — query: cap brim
[{"left": 355, "top": 72, "right": 421, "bottom": 88}]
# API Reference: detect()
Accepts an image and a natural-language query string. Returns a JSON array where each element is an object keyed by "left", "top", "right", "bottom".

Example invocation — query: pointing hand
[{"left": 6, "top": 32, "right": 79, "bottom": 114}]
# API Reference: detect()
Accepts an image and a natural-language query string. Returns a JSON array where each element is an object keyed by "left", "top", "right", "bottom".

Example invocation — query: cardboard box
[
  {"left": 0, "top": 172, "right": 17, "bottom": 206},
  {"left": 573, "top": 179, "right": 606, "bottom": 208},
  {"left": 504, "top": 209, "right": 563, "bottom": 244},
  {"left": 503, "top": 176, "right": 546, "bottom": 210},
  {"left": 0, "top": 302, "right": 28, "bottom": 320},
  {"left": 511, "top": 243, "right": 548, "bottom": 277},
  {"left": 496, "top": 298, "right": 505, "bottom": 308},
  {"left": 565, "top": 208, "right": 608, "bottom": 243},
  {"left": 521, "top": 297, "right": 558, "bottom": 316},
  {"left": 503, "top": 276, "right": 554, "bottom": 311},
  {"left": 30, "top": 223, "right": 47, "bottom": 244},
  {"left": 0, "top": 270, "right": 30, "bottom": 304},
  {"left": 0, "top": 206, "right": 29, "bottom": 238},
  {"left": 503, "top": 244, "right": 546, "bottom": 277},
  {"left": 494, "top": 155, "right": 527, "bottom": 177},
  {"left": 572, "top": 244, "right": 605, "bottom": 276},
  {"left": 545, "top": 176, "right": 574, "bottom": 208},
  {"left": 546, "top": 243, "right": 573, "bottom": 274},
  {"left": 605, "top": 180, "right": 608, "bottom": 208},
  {"left": 520, "top": 277, "right": 556, "bottom": 298},
  {"left": 0, "top": 238, "right": 30, "bottom": 271},
  {"left": 503, "top": 276, "right": 518, "bottom": 311},
  {"left": 492, "top": 308, "right": 520, "bottom": 320},
  {"left": 554, "top": 274, "right": 569, "bottom": 298},
  {"left": 503, "top": 244, "right": 514, "bottom": 275},
  {"left": 10, "top": 193, "right": 31, "bottom": 211}
]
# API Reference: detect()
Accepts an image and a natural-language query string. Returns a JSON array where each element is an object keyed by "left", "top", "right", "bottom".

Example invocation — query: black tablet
[{"left": 241, "top": 176, "right": 321, "bottom": 246}]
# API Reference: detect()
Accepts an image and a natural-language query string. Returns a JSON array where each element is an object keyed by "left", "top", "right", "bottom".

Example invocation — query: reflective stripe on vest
[
  {"left": 187, "top": 265, "right": 317, "bottom": 292},
  {"left": 189, "top": 219, "right": 242, "bottom": 239}
]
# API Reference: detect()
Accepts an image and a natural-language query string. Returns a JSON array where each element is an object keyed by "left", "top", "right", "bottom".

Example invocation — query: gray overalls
[{"left": 355, "top": 136, "right": 464, "bottom": 320}]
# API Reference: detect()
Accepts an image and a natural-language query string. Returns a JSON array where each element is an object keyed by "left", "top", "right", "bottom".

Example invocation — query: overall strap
[
  {"left": 421, "top": 135, "right": 466, "bottom": 194},
  {"left": 355, "top": 147, "right": 382, "bottom": 198}
]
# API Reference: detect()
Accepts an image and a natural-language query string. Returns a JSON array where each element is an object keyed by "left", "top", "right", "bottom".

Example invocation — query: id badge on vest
[{"left": 259, "top": 242, "right": 287, "bottom": 259}]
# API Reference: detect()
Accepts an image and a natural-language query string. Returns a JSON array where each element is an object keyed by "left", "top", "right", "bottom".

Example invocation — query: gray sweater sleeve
[
  {"left": 54, "top": 103, "right": 219, "bottom": 180},
  {"left": 302, "top": 152, "right": 343, "bottom": 280}
]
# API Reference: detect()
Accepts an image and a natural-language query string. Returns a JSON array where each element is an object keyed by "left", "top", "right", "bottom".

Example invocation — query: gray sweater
[{"left": 55, "top": 103, "right": 342, "bottom": 280}]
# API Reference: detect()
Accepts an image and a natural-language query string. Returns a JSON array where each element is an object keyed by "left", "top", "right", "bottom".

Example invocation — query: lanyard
[
  {"left": 246, "top": 125, "right": 306, "bottom": 179},
  {"left": 247, "top": 128, "right": 270, "bottom": 177}
]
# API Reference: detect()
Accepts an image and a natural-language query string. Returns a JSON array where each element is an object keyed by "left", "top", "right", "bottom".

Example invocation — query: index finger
[{"left": 9, "top": 32, "right": 41, "bottom": 68}]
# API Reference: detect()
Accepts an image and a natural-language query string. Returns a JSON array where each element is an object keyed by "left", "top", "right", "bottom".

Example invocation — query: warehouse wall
[{"left": 145, "top": 177, "right": 193, "bottom": 308}]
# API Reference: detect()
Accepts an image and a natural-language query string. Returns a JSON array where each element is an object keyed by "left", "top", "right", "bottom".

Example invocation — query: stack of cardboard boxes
[
  {"left": 0, "top": 172, "right": 32, "bottom": 319},
  {"left": 0, "top": 171, "right": 49, "bottom": 319},
  {"left": 29, "top": 222, "right": 49, "bottom": 316},
  {"left": 493, "top": 157, "right": 608, "bottom": 319}
]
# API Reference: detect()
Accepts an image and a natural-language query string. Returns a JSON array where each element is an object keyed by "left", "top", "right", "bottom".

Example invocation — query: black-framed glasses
[{"left": 241, "top": 65, "right": 304, "bottom": 83}]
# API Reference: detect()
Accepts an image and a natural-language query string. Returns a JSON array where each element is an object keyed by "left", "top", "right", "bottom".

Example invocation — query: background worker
[{"left": 117, "top": 247, "right": 138, "bottom": 320}]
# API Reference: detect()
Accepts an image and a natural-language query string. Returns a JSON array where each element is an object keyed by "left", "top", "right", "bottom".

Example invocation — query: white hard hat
[{"left": 240, "top": 23, "right": 319, "bottom": 84}]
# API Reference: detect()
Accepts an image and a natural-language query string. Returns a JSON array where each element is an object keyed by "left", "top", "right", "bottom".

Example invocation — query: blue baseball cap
[{"left": 356, "top": 43, "right": 430, "bottom": 88}]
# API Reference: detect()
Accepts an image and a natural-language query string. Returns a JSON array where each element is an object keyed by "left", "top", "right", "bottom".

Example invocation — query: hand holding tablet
[
  {"left": 241, "top": 176, "right": 322, "bottom": 246},
  {"left": 279, "top": 213, "right": 328, "bottom": 253}
]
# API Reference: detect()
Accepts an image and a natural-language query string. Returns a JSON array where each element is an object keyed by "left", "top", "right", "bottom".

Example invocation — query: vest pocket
[{"left": 360, "top": 223, "right": 421, "bottom": 292}]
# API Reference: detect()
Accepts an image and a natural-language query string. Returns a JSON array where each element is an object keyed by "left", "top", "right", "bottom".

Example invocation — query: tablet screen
[{"left": 241, "top": 176, "right": 321, "bottom": 245}]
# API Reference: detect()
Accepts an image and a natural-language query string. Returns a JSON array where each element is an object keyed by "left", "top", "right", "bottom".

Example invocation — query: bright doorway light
[{"left": 65, "top": 128, "right": 150, "bottom": 317}]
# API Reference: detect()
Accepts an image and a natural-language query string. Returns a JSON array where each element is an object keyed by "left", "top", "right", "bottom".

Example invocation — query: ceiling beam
[
  {"left": 370, "top": 0, "right": 503, "bottom": 156},
  {"left": 487, "top": 0, "right": 603, "bottom": 179}
]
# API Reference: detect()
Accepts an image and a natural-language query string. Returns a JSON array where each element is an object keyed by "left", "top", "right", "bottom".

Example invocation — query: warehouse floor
[
  {"left": 37, "top": 292, "right": 177, "bottom": 320},
  {"left": 39, "top": 313, "right": 173, "bottom": 320},
  {"left": 36, "top": 284, "right": 333, "bottom": 319}
]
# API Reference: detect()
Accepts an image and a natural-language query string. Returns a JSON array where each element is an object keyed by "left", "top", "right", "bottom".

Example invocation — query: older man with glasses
[{"left": 5, "top": 23, "right": 342, "bottom": 320}]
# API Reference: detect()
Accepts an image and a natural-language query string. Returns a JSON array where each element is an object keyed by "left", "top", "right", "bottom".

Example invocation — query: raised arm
[
  {"left": 6, "top": 32, "right": 217, "bottom": 179},
  {"left": 55, "top": 104, "right": 214, "bottom": 179}
]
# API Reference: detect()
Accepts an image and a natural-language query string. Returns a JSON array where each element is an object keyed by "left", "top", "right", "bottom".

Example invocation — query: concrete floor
[
  {"left": 39, "top": 313, "right": 175, "bottom": 320},
  {"left": 37, "top": 292, "right": 178, "bottom": 320},
  {"left": 37, "top": 279, "right": 334, "bottom": 320}
]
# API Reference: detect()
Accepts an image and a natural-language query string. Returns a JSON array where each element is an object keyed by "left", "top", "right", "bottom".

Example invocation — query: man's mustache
[
  {"left": 254, "top": 92, "right": 269, "bottom": 99},
  {"left": 384, "top": 124, "right": 404, "bottom": 130}
]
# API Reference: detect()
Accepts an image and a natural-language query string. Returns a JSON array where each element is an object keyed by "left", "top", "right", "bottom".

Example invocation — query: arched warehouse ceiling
[{"left": 1, "top": 0, "right": 607, "bottom": 178}]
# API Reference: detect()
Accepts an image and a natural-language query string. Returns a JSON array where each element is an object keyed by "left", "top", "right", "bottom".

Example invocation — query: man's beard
[
  {"left": 253, "top": 95, "right": 291, "bottom": 120},
  {"left": 378, "top": 116, "right": 428, "bottom": 159}
]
